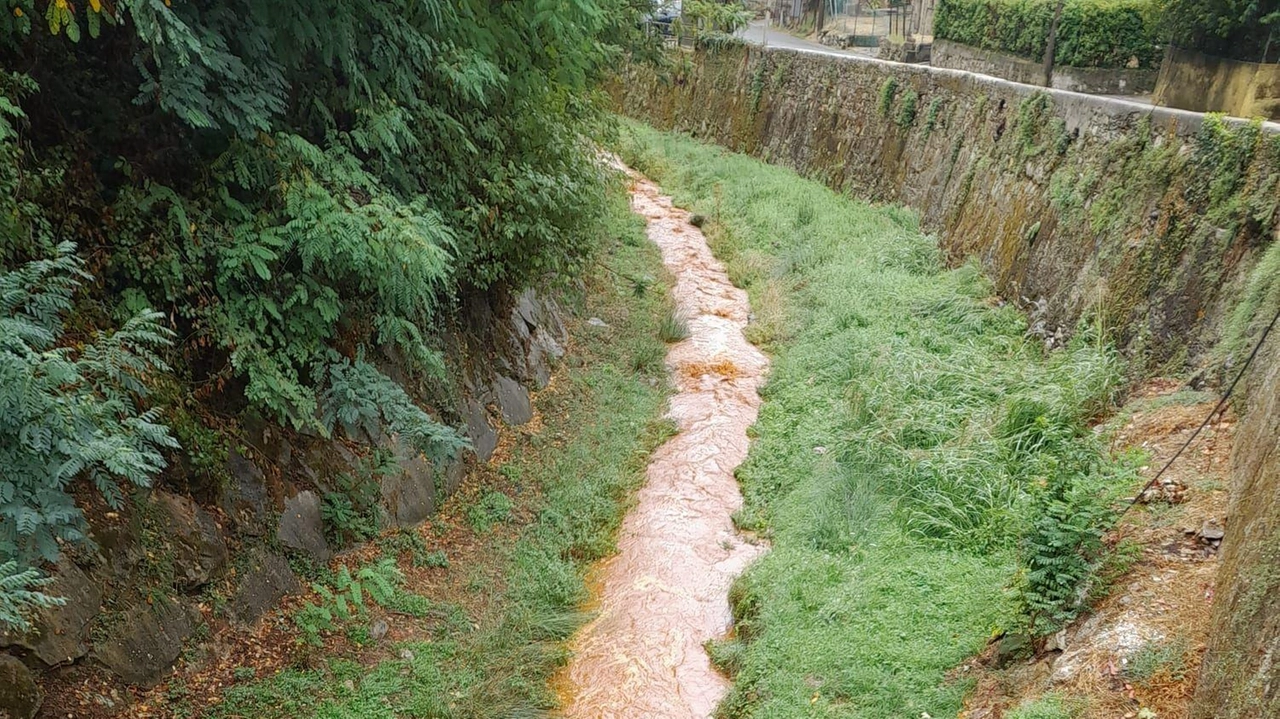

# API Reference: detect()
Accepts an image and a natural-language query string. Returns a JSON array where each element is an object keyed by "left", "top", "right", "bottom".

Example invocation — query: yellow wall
[{"left": 1155, "top": 46, "right": 1280, "bottom": 121}]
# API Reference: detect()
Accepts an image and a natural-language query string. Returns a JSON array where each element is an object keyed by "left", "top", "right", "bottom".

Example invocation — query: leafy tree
[
  {"left": 0, "top": 2, "right": 656, "bottom": 636},
  {"left": 0, "top": 0, "right": 654, "bottom": 438},
  {"left": 1159, "top": 0, "right": 1280, "bottom": 61}
]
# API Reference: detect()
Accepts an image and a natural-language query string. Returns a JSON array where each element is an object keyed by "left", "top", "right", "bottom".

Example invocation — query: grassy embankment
[
  {"left": 617, "top": 123, "right": 1138, "bottom": 719},
  {"left": 202, "top": 183, "right": 676, "bottom": 718}
]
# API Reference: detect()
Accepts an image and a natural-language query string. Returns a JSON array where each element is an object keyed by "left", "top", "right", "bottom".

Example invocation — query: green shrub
[
  {"left": 1018, "top": 468, "right": 1116, "bottom": 635},
  {"left": 658, "top": 308, "right": 690, "bottom": 343},
  {"left": 897, "top": 88, "right": 919, "bottom": 128},
  {"left": 0, "top": 0, "right": 649, "bottom": 445},
  {"left": 935, "top": 0, "right": 1162, "bottom": 69},
  {"left": 1126, "top": 638, "right": 1189, "bottom": 683},
  {"left": 878, "top": 77, "right": 899, "bottom": 116},
  {"left": 466, "top": 490, "right": 515, "bottom": 534},
  {"left": 0, "top": 244, "right": 177, "bottom": 563},
  {"left": 1006, "top": 693, "right": 1079, "bottom": 719},
  {"left": 924, "top": 97, "right": 944, "bottom": 135}
]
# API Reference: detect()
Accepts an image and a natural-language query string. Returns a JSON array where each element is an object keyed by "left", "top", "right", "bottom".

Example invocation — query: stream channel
[{"left": 555, "top": 169, "right": 769, "bottom": 717}]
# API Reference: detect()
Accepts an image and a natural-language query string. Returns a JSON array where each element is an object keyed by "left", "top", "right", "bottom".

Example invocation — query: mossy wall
[
  {"left": 615, "top": 44, "right": 1280, "bottom": 371},
  {"left": 1190, "top": 335, "right": 1280, "bottom": 717}
]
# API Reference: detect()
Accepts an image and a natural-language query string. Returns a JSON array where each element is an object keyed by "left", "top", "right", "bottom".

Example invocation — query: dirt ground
[{"left": 961, "top": 379, "right": 1233, "bottom": 719}]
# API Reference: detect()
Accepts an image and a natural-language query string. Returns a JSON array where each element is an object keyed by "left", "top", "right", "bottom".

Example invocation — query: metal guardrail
[{"left": 644, "top": 20, "right": 700, "bottom": 50}]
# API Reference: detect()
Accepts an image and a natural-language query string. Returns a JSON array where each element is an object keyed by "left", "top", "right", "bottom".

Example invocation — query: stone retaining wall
[
  {"left": 615, "top": 43, "right": 1279, "bottom": 368},
  {"left": 1154, "top": 46, "right": 1280, "bottom": 121},
  {"left": 932, "top": 38, "right": 1158, "bottom": 95}
]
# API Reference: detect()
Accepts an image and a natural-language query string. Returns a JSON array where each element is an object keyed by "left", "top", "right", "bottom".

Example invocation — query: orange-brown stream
[{"left": 555, "top": 169, "right": 768, "bottom": 718}]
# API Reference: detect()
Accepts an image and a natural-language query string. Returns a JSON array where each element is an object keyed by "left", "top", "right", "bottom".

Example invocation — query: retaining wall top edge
[{"left": 741, "top": 45, "right": 1280, "bottom": 136}]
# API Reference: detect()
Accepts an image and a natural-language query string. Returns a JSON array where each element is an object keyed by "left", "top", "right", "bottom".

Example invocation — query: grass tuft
[{"left": 658, "top": 307, "right": 690, "bottom": 343}]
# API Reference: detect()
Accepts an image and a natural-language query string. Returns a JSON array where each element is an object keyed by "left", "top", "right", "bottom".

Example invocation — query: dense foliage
[
  {"left": 1159, "top": 0, "right": 1280, "bottom": 61},
  {"left": 935, "top": 0, "right": 1163, "bottom": 69},
  {"left": 0, "top": 560, "right": 64, "bottom": 632},
  {"left": 0, "top": 0, "right": 653, "bottom": 621}
]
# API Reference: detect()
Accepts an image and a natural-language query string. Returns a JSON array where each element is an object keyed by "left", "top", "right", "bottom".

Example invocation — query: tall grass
[{"left": 616, "top": 123, "right": 1135, "bottom": 719}]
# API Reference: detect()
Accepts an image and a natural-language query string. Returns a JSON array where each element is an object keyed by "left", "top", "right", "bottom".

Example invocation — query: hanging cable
[{"left": 1115, "top": 301, "right": 1280, "bottom": 522}]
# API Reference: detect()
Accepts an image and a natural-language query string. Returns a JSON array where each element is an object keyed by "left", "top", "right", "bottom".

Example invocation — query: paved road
[{"left": 736, "top": 20, "right": 876, "bottom": 58}]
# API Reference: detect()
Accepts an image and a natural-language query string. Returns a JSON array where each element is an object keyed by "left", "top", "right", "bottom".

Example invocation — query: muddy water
[{"left": 556, "top": 172, "right": 768, "bottom": 718}]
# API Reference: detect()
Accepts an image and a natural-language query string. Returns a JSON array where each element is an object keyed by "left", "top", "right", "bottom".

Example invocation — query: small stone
[
  {"left": 813, "top": 446, "right": 828, "bottom": 455},
  {"left": 370, "top": 619, "right": 389, "bottom": 641},
  {"left": 1046, "top": 630, "right": 1068, "bottom": 652},
  {"left": 1199, "top": 519, "right": 1226, "bottom": 541},
  {"left": 689, "top": 213, "right": 706, "bottom": 227},
  {"left": 0, "top": 654, "right": 41, "bottom": 719},
  {"left": 587, "top": 317, "right": 609, "bottom": 328},
  {"left": 342, "top": 679, "right": 355, "bottom": 691},
  {"left": 995, "top": 632, "right": 1032, "bottom": 667},
  {"left": 399, "top": 648, "right": 415, "bottom": 662}
]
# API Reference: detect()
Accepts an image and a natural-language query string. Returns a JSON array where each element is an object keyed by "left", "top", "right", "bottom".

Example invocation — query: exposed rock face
[
  {"left": 0, "top": 654, "right": 41, "bottom": 719},
  {"left": 93, "top": 600, "right": 199, "bottom": 687},
  {"left": 153, "top": 491, "right": 229, "bottom": 589},
  {"left": 16, "top": 288, "right": 572, "bottom": 699},
  {"left": 512, "top": 289, "right": 567, "bottom": 389},
  {"left": 1193, "top": 340, "right": 1280, "bottom": 718},
  {"left": 228, "top": 548, "right": 300, "bottom": 624},
  {"left": 465, "top": 398, "right": 498, "bottom": 461},
  {"left": 380, "top": 438, "right": 438, "bottom": 527},
  {"left": 222, "top": 449, "right": 270, "bottom": 535},
  {"left": 0, "top": 557, "right": 100, "bottom": 667},
  {"left": 492, "top": 375, "right": 534, "bottom": 426},
  {"left": 277, "top": 490, "right": 331, "bottom": 563}
]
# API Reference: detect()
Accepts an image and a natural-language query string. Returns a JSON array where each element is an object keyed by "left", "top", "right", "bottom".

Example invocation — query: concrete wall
[
  {"left": 932, "top": 39, "right": 1158, "bottom": 95},
  {"left": 1155, "top": 46, "right": 1280, "bottom": 121}
]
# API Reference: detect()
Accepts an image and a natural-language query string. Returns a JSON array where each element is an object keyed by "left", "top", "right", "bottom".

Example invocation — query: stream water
[{"left": 555, "top": 170, "right": 769, "bottom": 717}]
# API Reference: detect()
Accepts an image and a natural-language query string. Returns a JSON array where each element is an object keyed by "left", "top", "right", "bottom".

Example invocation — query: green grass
[
  {"left": 1005, "top": 693, "right": 1079, "bottom": 719},
  {"left": 1125, "top": 637, "right": 1189, "bottom": 684},
  {"left": 209, "top": 184, "right": 675, "bottom": 718},
  {"left": 616, "top": 123, "right": 1136, "bottom": 719}
]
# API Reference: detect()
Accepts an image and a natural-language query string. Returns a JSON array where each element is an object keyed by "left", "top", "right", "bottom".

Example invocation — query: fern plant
[
  {"left": 321, "top": 357, "right": 469, "bottom": 463},
  {"left": 294, "top": 558, "right": 402, "bottom": 645},
  {"left": 0, "top": 560, "right": 65, "bottom": 633},
  {"left": 0, "top": 243, "right": 177, "bottom": 562},
  {"left": 1018, "top": 470, "right": 1115, "bottom": 636}
]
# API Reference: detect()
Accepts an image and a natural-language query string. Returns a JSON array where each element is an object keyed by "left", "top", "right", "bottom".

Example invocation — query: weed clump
[{"left": 658, "top": 309, "right": 690, "bottom": 343}]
